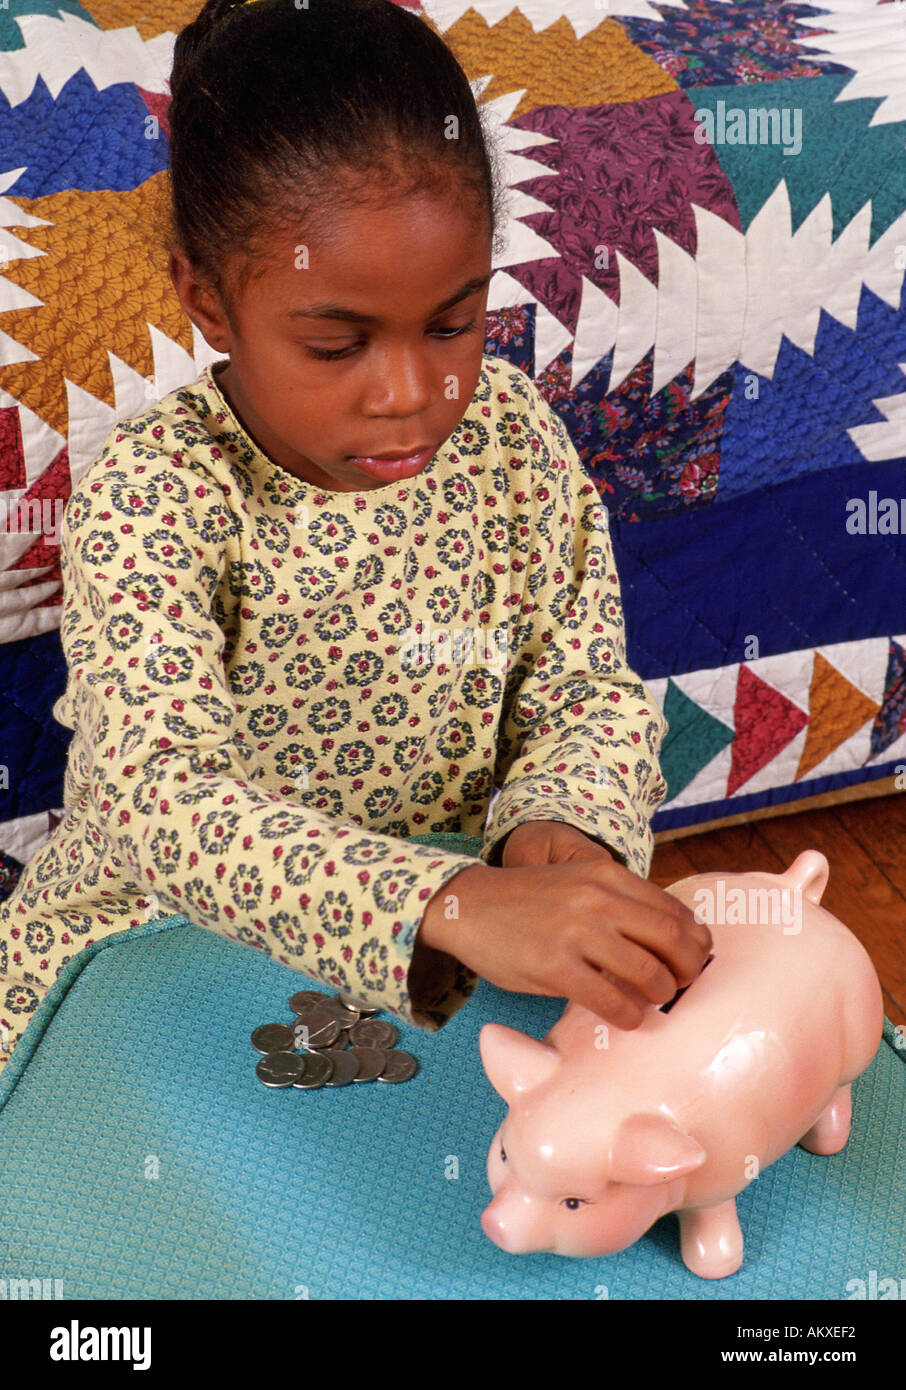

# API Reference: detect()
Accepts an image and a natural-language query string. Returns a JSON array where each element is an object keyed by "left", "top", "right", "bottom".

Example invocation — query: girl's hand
[
  {"left": 417, "top": 838, "right": 713, "bottom": 1030},
  {"left": 496, "top": 818, "right": 622, "bottom": 868}
]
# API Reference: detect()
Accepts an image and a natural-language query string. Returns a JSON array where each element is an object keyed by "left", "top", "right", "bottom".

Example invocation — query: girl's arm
[{"left": 480, "top": 393, "right": 669, "bottom": 880}]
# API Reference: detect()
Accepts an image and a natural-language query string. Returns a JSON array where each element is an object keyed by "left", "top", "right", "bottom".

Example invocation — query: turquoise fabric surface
[{"left": 0, "top": 831, "right": 903, "bottom": 1300}]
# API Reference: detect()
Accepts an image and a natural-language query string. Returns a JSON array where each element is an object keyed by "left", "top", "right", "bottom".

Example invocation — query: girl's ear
[
  {"left": 166, "top": 246, "right": 184, "bottom": 284},
  {"left": 168, "top": 245, "right": 232, "bottom": 352}
]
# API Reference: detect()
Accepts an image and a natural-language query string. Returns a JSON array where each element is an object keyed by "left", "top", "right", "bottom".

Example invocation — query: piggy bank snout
[
  {"left": 482, "top": 1182, "right": 661, "bottom": 1259},
  {"left": 481, "top": 1186, "right": 550, "bottom": 1253},
  {"left": 480, "top": 1201, "right": 512, "bottom": 1248}
]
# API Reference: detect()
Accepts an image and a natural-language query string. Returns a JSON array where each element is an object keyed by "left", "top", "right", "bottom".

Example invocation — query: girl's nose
[{"left": 363, "top": 347, "right": 434, "bottom": 416}]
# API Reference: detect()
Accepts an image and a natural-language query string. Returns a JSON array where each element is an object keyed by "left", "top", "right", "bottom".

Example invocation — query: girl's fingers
[
  {"left": 604, "top": 863, "right": 713, "bottom": 951},
  {"left": 581, "top": 931, "right": 679, "bottom": 1007},
  {"left": 584, "top": 889, "right": 711, "bottom": 991},
  {"left": 554, "top": 958, "right": 649, "bottom": 1031}
]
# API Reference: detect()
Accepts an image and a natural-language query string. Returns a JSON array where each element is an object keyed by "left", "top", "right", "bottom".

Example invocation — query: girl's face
[{"left": 169, "top": 190, "right": 493, "bottom": 492}]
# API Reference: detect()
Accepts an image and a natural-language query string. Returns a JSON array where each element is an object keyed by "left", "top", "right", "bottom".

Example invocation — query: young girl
[{"left": 0, "top": 0, "right": 710, "bottom": 1077}]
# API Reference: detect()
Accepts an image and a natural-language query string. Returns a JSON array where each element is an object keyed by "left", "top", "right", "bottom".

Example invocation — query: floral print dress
[{"left": 0, "top": 355, "right": 668, "bottom": 1076}]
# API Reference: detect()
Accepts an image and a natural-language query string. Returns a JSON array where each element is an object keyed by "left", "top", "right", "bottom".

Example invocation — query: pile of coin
[{"left": 251, "top": 987, "right": 418, "bottom": 1090}]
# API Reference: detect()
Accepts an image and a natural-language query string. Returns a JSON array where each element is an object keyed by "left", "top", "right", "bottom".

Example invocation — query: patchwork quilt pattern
[{"left": 1, "top": 0, "right": 905, "bottom": 904}]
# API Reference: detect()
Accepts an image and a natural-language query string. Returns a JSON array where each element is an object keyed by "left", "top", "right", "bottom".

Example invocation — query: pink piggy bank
[{"left": 479, "top": 850, "right": 883, "bottom": 1279}]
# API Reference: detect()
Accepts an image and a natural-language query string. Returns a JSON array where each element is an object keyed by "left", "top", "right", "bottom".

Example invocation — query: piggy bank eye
[
  {"left": 561, "top": 1197, "right": 588, "bottom": 1211},
  {"left": 500, "top": 1142, "right": 507, "bottom": 1162}
]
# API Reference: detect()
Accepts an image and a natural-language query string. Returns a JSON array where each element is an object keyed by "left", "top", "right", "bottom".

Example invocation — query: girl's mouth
[{"left": 347, "top": 448, "right": 435, "bottom": 481}]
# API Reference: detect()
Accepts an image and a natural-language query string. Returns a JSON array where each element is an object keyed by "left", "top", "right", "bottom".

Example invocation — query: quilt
[{"left": 1, "top": 0, "right": 905, "bottom": 908}]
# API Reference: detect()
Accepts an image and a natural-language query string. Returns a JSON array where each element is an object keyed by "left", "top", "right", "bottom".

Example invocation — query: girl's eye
[
  {"left": 305, "top": 319, "right": 479, "bottom": 362},
  {"left": 561, "top": 1197, "right": 587, "bottom": 1211}
]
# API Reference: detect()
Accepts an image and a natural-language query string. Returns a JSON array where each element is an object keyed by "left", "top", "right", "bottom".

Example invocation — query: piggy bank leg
[
  {"left": 677, "top": 1200, "right": 744, "bottom": 1279},
  {"left": 798, "top": 1083, "right": 852, "bottom": 1156}
]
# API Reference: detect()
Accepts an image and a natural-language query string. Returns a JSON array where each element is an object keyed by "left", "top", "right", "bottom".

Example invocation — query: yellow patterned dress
[{"left": 0, "top": 354, "right": 668, "bottom": 1077}]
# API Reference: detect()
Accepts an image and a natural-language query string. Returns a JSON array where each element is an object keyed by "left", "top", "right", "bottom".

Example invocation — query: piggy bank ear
[
  {"left": 782, "top": 850, "right": 829, "bottom": 905},
  {"left": 609, "top": 1113, "right": 707, "bottom": 1185},
  {"left": 479, "top": 1023, "right": 560, "bottom": 1104}
]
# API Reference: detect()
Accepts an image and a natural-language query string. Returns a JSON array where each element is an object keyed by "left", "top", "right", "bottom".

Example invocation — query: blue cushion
[{"left": 0, "top": 832, "right": 903, "bottom": 1299}]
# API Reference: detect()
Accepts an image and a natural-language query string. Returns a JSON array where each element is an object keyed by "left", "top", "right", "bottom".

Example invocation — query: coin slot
[{"left": 658, "top": 953, "right": 714, "bottom": 1014}]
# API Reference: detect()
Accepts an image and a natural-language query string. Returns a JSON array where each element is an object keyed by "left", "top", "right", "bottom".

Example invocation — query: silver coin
[
  {"left": 292, "top": 999, "right": 328, "bottom": 1022},
  {"left": 349, "top": 1018, "right": 398, "bottom": 1049},
  {"left": 256, "top": 1051, "right": 305, "bottom": 1087},
  {"left": 377, "top": 1049, "right": 418, "bottom": 1083},
  {"left": 289, "top": 989, "right": 328, "bottom": 1013},
  {"left": 334, "top": 992, "right": 380, "bottom": 1017},
  {"left": 322, "top": 1049, "right": 360, "bottom": 1086},
  {"left": 294, "top": 1009, "right": 341, "bottom": 1047},
  {"left": 251, "top": 1023, "right": 295, "bottom": 1054},
  {"left": 292, "top": 1051, "right": 334, "bottom": 1089},
  {"left": 348, "top": 1046, "right": 387, "bottom": 1081},
  {"left": 294, "top": 1029, "right": 341, "bottom": 1052},
  {"left": 317, "top": 996, "right": 362, "bottom": 1026}
]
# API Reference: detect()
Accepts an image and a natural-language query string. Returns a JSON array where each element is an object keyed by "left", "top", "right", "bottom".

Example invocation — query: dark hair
[{"left": 166, "top": 0, "right": 505, "bottom": 322}]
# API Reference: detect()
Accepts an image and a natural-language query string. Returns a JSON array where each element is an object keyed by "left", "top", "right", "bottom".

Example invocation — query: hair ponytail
[
  {"left": 169, "top": 0, "right": 252, "bottom": 100},
  {"left": 164, "top": 0, "right": 503, "bottom": 322}
]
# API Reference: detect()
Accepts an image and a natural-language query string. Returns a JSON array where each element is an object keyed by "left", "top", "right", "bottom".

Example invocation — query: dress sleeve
[
  {"left": 59, "top": 453, "right": 485, "bottom": 1030},
  {"left": 479, "top": 395, "right": 669, "bottom": 879}
]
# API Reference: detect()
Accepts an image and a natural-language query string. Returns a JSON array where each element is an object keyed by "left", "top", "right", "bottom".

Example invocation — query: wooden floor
[{"left": 649, "top": 792, "right": 906, "bottom": 1027}]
